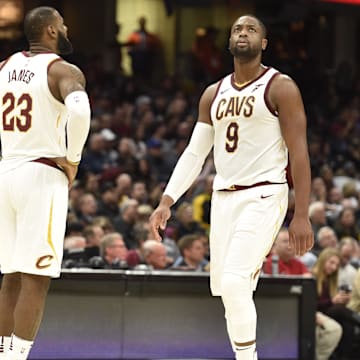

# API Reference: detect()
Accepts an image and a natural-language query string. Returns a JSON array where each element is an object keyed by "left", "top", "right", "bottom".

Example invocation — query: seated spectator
[
  {"left": 68, "top": 180, "right": 85, "bottom": 217},
  {"left": 98, "top": 232, "right": 129, "bottom": 269},
  {"left": 172, "top": 202, "right": 204, "bottom": 241},
  {"left": 162, "top": 236, "right": 180, "bottom": 266},
  {"left": 338, "top": 237, "right": 358, "bottom": 290},
  {"left": 114, "top": 173, "right": 132, "bottom": 206},
  {"left": 126, "top": 223, "right": 150, "bottom": 268},
  {"left": 83, "top": 172, "right": 101, "bottom": 197},
  {"left": 130, "top": 181, "right": 149, "bottom": 204},
  {"left": 113, "top": 198, "right": 139, "bottom": 249},
  {"left": 263, "top": 227, "right": 311, "bottom": 276},
  {"left": 309, "top": 201, "right": 329, "bottom": 239},
  {"left": 115, "top": 137, "right": 138, "bottom": 174},
  {"left": 137, "top": 204, "right": 154, "bottom": 223},
  {"left": 83, "top": 224, "right": 105, "bottom": 259},
  {"left": 311, "top": 176, "right": 328, "bottom": 203},
  {"left": 312, "top": 248, "right": 360, "bottom": 359},
  {"left": 334, "top": 207, "right": 360, "bottom": 241},
  {"left": 145, "top": 138, "right": 174, "bottom": 184},
  {"left": 91, "top": 215, "right": 115, "bottom": 234},
  {"left": 300, "top": 226, "right": 338, "bottom": 270},
  {"left": 326, "top": 186, "right": 343, "bottom": 222},
  {"left": 141, "top": 240, "right": 170, "bottom": 270},
  {"left": 76, "top": 192, "right": 98, "bottom": 226},
  {"left": 97, "top": 182, "right": 120, "bottom": 222},
  {"left": 172, "top": 234, "right": 209, "bottom": 272},
  {"left": 80, "top": 132, "right": 115, "bottom": 175}
]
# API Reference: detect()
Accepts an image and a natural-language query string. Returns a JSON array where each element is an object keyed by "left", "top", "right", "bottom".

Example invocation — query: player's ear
[
  {"left": 47, "top": 24, "right": 57, "bottom": 38},
  {"left": 261, "top": 38, "right": 268, "bottom": 51}
]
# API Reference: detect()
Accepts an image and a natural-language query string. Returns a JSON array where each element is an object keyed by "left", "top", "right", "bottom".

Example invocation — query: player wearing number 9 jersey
[
  {"left": 210, "top": 67, "right": 287, "bottom": 190},
  {"left": 0, "top": 6, "right": 90, "bottom": 360},
  {"left": 149, "top": 15, "right": 314, "bottom": 360}
]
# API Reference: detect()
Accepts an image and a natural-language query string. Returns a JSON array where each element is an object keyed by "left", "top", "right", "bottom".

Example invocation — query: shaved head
[{"left": 24, "top": 6, "right": 57, "bottom": 43}]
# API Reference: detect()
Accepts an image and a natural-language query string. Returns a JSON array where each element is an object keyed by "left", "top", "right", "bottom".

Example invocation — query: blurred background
[{"left": 1, "top": 0, "right": 359, "bottom": 78}]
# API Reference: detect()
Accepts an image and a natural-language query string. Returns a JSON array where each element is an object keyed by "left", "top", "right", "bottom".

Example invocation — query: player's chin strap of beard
[{"left": 228, "top": 45, "right": 266, "bottom": 52}]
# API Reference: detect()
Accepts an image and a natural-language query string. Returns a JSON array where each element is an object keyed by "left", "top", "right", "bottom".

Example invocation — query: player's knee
[{"left": 221, "top": 272, "right": 253, "bottom": 299}]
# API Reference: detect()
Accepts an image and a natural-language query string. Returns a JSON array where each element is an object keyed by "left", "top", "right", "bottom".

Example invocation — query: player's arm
[
  {"left": 48, "top": 61, "right": 91, "bottom": 185},
  {"left": 269, "top": 75, "right": 314, "bottom": 255},
  {"left": 149, "top": 84, "right": 216, "bottom": 240}
]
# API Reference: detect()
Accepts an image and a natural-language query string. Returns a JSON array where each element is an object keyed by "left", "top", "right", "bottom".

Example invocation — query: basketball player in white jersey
[
  {"left": 150, "top": 15, "right": 314, "bottom": 360},
  {"left": 0, "top": 7, "right": 90, "bottom": 359}
]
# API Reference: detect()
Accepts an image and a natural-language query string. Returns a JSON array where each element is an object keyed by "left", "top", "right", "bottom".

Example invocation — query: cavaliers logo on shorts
[{"left": 36, "top": 255, "right": 54, "bottom": 269}]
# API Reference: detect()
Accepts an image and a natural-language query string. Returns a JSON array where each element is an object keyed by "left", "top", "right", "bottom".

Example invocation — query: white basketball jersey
[
  {"left": 210, "top": 67, "right": 288, "bottom": 190},
  {"left": 0, "top": 52, "right": 68, "bottom": 174}
]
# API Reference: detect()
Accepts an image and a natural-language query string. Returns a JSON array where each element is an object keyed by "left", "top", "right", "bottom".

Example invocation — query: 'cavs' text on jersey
[{"left": 215, "top": 95, "right": 255, "bottom": 120}]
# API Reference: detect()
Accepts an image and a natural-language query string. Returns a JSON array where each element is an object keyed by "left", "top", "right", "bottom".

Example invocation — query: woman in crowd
[{"left": 312, "top": 248, "right": 360, "bottom": 358}]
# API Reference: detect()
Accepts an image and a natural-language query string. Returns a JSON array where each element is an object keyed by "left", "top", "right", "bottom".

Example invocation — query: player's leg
[
  {"left": 0, "top": 172, "right": 18, "bottom": 359},
  {"left": 6, "top": 274, "right": 51, "bottom": 360},
  {"left": 220, "top": 184, "right": 288, "bottom": 360},
  {"left": 6, "top": 162, "right": 68, "bottom": 359},
  {"left": 0, "top": 273, "right": 21, "bottom": 359},
  {"left": 209, "top": 191, "right": 238, "bottom": 354},
  {"left": 211, "top": 190, "right": 258, "bottom": 357},
  {"left": 209, "top": 191, "right": 233, "bottom": 296}
]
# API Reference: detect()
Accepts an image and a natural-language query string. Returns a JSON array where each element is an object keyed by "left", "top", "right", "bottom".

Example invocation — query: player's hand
[
  {"left": 51, "top": 156, "right": 78, "bottom": 188},
  {"left": 149, "top": 204, "right": 171, "bottom": 242},
  {"left": 288, "top": 216, "right": 314, "bottom": 256}
]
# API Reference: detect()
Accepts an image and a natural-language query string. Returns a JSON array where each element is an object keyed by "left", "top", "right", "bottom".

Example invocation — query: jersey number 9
[{"left": 225, "top": 122, "right": 239, "bottom": 153}]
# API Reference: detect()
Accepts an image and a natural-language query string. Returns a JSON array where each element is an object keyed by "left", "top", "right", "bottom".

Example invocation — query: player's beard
[
  {"left": 229, "top": 41, "right": 261, "bottom": 61},
  {"left": 57, "top": 32, "right": 73, "bottom": 55}
]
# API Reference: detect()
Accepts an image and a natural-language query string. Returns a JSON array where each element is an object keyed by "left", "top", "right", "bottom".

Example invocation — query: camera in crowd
[
  {"left": 338, "top": 284, "right": 352, "bottom": 293},
  {"left": 62, "top": 248, "right": 129, "bottom": 270}
]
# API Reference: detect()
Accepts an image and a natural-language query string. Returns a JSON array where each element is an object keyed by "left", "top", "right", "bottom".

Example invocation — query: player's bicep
[
  {"left": 273, "top": 77, "right": 307, "bottom": 151},
  {"left": 50, "top": 62, "right": 86, "bottom": 102},
  {"left": 197, "top": 84, "right": 218, "bottom": 125},
  {"left": 58, "top": 65, "right": 86, "bottom": 101}
]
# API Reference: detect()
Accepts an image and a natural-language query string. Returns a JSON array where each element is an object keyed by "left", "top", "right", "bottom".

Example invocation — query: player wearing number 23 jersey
[
  {"left": 0, "top": 7, "right": 91, "bottom": 360},
  {"left": 0, "top": 52, "right": 68, "bottom": 174}
]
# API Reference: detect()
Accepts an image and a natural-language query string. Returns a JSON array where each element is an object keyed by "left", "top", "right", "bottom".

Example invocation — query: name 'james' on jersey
[
  {"left": 0, "top": 52, "right": 68, "bottom": 173},
  {"left": 210, "top": 67, "right": 288, "bottom": 190}
]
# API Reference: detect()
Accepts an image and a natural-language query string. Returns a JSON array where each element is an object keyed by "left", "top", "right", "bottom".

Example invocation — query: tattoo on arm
[
  {"left": 69, "top": 65, "right": 86, "bottom": 88},
  {"left": 59, "top": 64, "right": 87, "bottom": 100}
]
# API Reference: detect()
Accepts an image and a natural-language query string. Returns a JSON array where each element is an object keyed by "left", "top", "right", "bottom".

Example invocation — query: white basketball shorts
[
  {"left": 0, "top": 160, "right": 68, "bottom": 277},
  {"left": 209, "top": 183, "right": 288, "bottom": 296}
]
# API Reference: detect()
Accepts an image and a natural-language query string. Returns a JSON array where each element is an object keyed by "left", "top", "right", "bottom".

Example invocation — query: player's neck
[
  {"left": 28, "top": 43, "right": 56, "bottom": 55},
  {"left": 233, "top": 60, "right": 264, "bottom": 86}
]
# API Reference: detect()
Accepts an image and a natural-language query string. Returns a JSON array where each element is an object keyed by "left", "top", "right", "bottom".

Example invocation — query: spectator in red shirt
[{"left": 263, "top": 227, "right": 311, "bottom": 276}]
